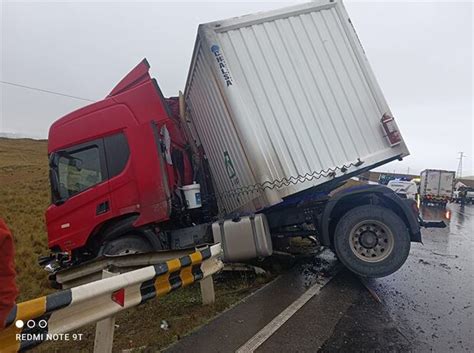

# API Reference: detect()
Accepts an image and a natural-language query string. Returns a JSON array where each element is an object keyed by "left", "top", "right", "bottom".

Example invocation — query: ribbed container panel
[{"left": 185, "top": 0, "right": 409, "bottom": 214}]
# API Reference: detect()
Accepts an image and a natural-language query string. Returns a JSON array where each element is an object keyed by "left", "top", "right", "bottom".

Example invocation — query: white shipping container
[
  {"left": 420, "top": 170, "right": 455, "bottom": 199},
  {"left": 185, "top": 0, "right": 409, "bottom": 214}
]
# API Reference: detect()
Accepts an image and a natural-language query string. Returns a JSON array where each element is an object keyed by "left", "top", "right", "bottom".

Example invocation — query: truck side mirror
[{"left": 49, "top": 152, "right": 59, "bottom": 167}]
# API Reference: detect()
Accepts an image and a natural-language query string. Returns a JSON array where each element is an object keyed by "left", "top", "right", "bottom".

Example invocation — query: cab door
[{"left": 46, "top": 138, "right": 111, "bottom": 251}]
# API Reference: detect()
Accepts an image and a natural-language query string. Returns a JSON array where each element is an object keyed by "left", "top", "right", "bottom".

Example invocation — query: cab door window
[{"left": 56, "top": 144, "right": 105, "bottom": 200}]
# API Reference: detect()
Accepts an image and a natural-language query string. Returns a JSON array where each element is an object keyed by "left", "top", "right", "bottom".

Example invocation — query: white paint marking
[{"left": 236, "top": 274, "right": 336, "bottom": 353}]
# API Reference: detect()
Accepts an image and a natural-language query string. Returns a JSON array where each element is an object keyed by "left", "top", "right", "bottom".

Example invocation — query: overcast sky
[{"left": 1, "top": 0, "right": 472, "bottom": 176}]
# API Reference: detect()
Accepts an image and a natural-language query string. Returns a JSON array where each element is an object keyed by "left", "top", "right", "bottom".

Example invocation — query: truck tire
[
  {"left": 333, "top": 205, "right": 410, "bottom": 278},
  {"left": 102, "top": 235, "right": 153, "bottom": 256}
]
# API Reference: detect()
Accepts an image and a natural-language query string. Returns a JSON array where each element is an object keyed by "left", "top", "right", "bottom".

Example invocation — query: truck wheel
[
  {"left": 333, "top": 205, "right": 410, "bottom": 278},
  {"left": 102, "top": 235, "right": 153, "bottom": 256}
]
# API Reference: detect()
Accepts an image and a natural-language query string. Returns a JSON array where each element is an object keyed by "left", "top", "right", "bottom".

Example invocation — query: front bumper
[{"left": 38, "top": 251, "right": 72, "bottom": 273}]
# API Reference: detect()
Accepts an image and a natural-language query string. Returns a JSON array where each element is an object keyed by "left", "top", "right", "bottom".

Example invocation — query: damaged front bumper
[{"left": 38, "top": 252, "right": 71, "bottom": 273}]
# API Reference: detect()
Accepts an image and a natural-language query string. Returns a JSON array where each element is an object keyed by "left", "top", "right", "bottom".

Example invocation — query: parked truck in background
[
  {"left": 453, "top": 188, "right": 474, "bottom": 204},
  {"left": 464, "top": 190, "right": 474, "bottom": 203},
  {"left": 420, "top": 169, "right": 455, "bottom": 207},
  {"left": 41, "top": 1, "right": 443, "bottom": 279}
]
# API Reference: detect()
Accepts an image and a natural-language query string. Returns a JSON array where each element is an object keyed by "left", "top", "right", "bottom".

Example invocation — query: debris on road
[{"left": 160, "top": 320, "right": 170, "bottom": 331}]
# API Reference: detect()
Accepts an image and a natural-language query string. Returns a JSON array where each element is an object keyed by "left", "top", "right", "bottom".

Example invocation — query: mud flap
[{"left": 418, "top": 218, "right": 446, "bottom": 228}]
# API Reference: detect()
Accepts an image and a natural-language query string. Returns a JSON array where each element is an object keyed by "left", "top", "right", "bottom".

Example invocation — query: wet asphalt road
[
  {"left": 363, "top": 203, "right": 474, "bottom": 352},
  {"left": 321, "top": 203, "right": 473, "bottom": 353},
  {"left": 167, "top": 203, "right": 473, "bottom": 353}
]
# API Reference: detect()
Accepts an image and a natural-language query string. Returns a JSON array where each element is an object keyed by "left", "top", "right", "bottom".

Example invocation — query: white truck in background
[
  {"left": 453, "top": 188, "right": 474, "bottom": 204},
  {"left": 420, "top": 169, "right": 455, "bottom": 206}
]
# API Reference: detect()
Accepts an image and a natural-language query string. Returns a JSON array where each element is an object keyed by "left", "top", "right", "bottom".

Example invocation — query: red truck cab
[{"left": 46, "top": 59, "right": 195, "bottom": 263}]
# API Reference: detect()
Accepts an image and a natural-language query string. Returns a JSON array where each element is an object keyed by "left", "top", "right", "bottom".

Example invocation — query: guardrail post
[
  {"left": 94, "top": 270, "right": 118, "bottom": 353},
  {"left": 200, "top": 275, "right": 215, "bottom": 305}
]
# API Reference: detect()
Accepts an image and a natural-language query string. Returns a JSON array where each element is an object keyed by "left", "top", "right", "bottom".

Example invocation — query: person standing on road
[
  {"left": 0, "top": 219, "right": 18, "bottom": 329},
  {"left": 460, "top": 189, "right": 467, "bottom": 206}
]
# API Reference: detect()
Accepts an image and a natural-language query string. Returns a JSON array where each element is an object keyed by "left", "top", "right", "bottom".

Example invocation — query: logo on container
[{"left": 211, "top": 45, "right": 233, "bottom": 87}]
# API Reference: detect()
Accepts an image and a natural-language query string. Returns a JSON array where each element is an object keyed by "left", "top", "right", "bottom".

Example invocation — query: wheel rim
[{"left": 349, "top": 220, "right": 394, "bottom": 263}]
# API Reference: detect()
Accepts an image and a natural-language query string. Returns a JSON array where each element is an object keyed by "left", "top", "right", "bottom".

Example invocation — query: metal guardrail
[
  {"left": 0, "top": 244, "right": 223, "bottom": 352},
  {"left": 52, "top": 247, "right": 203, "bottom": 289}
]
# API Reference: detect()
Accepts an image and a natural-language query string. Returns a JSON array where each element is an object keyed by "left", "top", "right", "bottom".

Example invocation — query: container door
[
  {"left": 439, "top": 172, "right": 454, "bottom": 198},
  {"left": 425, "top": 171, "right": 441, "bottom": 196}
]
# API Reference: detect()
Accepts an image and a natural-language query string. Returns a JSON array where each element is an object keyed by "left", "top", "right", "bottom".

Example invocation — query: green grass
[
  {"left": 0, "top": 138, "right": 52, "bottom": 301},
  {"left": 0, "top": 137, "right": 271, "bottom": 351}
]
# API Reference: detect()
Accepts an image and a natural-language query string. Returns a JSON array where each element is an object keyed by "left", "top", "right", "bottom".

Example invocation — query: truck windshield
[{"left": 50, "top": 146, "right": 104, "bottom": 203}]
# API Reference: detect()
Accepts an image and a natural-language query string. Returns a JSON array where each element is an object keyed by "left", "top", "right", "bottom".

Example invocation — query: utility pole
[{"left": 457, "top": 152, "right": 466, "bottom": 178}]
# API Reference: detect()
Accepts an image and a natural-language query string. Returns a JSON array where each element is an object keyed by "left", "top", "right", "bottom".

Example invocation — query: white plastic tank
[{"left": 181, "top": 183, "right": 202, "bottom": 209}]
